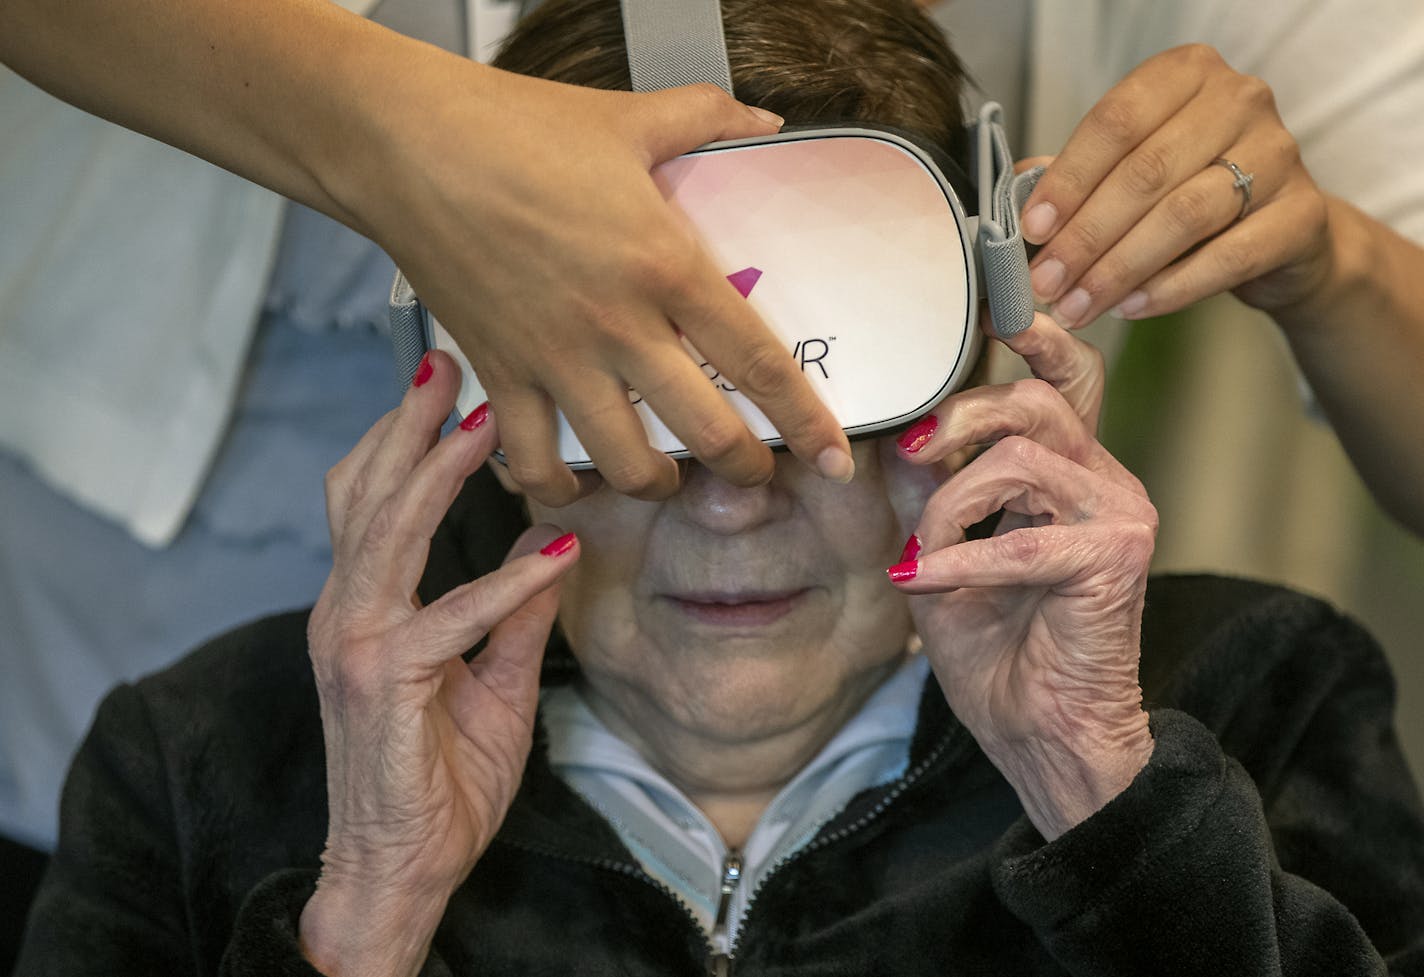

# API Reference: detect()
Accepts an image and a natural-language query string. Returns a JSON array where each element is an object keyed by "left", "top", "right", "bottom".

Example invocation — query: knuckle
[
  {"left": 997, "top": 434, "right": 1042, "bottom": 469},
  {"left": 323, "top": 464, "right": 349, "bottom": 508},
  {"left": 308, "top": 621, "right": 381, "bottom": 701},
  {"left": 999, "top": 528, "right": 1042, "bottom": 564},
  {"left": 689, "top": 81, "right": 734, "bottom": 114},
  {"left": 329, "top": 652, "right": 384, "bottom": 703},
  {"left": 1178, "top": 42, "right": 1224, "bottom": 69},
  {"left": 633, "top": 232, "right": 699, "bottom": 300},
  {"left": 503, "top": 456, "right": 564, "bottom": 500},
  {"left": 468, "top": 356, "right": 520, "bottom": 394},
  {"left": 1062, "top": 213, "right": 1108, "bottom": 257},
  {"left": 1047, "top": 160, "right": 1095, "bottom": 200},
  {"left": 1237, "top": 72, "right": 1276, "bottom": 111},
  {"left": 1120, "top": 144, "right": 1172, "bottom": 198},
  {"left": 602, "top": 459, "right": 672, "bottom": 499},
  {"left": 1117, "top": 515, "right": 1159, "bottom": 566},
  {"left": 1010, "top": 377, "right": 1060, "bottom": 413},
  {"left": 1086, "top": 95, "right": 1140, "bottom": 149},
  {"left": 687, "top": 415, "right": 751, "bottom": 467},
  {"left": 361, "top": 501, "right": 400, "bottom": 549},
  {"left": 1084, "top": 343, "right": 1107, "bottom": 383},
  {"left": 732, "top": 340, "right": 795, "bottom": 399},
  {"left": 1211, "top": 237, "right": 1259, "bottom": 281},
  {"left": 580, "top": 294, "right": 648, "bottom": 351},
  {"left": 1164, "top": 183, "right": 1216, "bottom": 236},
  {"left": 1273, "top": 136, "right": 1304, "bottom": 180},
  {"left": 1079, "top": 252, "right": 1133, "bottom": 298}
]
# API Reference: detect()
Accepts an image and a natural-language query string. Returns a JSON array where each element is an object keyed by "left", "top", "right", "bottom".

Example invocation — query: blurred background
[{"left": 1101, "top": 300, "right": 1424, "bottom": 780}]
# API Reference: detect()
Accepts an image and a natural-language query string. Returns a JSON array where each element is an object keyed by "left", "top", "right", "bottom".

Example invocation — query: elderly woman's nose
[{"left": 675, "top": 461, "right": 789, "bottom": 535}]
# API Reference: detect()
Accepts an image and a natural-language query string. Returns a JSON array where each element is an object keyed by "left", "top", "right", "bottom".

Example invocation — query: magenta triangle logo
[{"left": 726, "top": 267, "right": 762, "bottom": 299}]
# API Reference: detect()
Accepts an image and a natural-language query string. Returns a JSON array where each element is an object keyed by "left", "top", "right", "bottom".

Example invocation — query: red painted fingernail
[
  {"left": 412, "top": 352, "right": 434, "bottom": 387},
  {"left": 896, "top": 415, "right": 938, "bottom": 454},
  {"left": 899, "top": 534, "right": 921, "bottom": 564},
  {"left": 540, "top": 532, "right": 578, "bottom": 557},
  {"left": 459, "top": 402, "right": 490, "bottom": 431},
  {"left": 887, "top": 561, "right": 919, "bottom": 583}
]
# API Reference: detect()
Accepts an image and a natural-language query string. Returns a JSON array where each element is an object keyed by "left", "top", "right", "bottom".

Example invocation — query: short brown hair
[{"left": 494, "top": 0, "right": 969, "bottom": 157}]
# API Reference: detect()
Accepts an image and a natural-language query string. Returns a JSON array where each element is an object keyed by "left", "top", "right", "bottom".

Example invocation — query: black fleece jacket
[{"left": 15, "top": 574, "right": 1424, "bottom": 976}]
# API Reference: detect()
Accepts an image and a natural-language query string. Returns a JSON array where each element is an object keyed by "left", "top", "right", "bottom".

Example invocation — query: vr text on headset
[{"left": 628, "top": 337, "right": 835, "bottom": 404}]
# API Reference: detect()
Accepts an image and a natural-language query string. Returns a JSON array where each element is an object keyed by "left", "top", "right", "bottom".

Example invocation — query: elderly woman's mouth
[{"left": 663, "top": 588, "right": 813, "bottom": 627}]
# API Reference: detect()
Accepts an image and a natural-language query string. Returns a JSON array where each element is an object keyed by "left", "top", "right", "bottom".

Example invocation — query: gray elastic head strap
[
  {"left": 974, "top": 102, "right": 1042, "bottom": 337},
  {"left": 620, "top": 0, "right": 1037, "bottom": 338},
  {"left": 621, "top": 0, "right": 733, "bottom": 94}
]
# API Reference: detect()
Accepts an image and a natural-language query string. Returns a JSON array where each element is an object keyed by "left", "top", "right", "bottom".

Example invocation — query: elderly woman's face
[{"left": 522, "top": 439, "right": 939, "bottom": 747}]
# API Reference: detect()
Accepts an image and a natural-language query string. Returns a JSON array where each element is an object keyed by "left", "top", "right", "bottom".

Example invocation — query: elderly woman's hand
[
  {"left": 888, "top": 314, "right": 1156, "bottom": 840},
  {"left": 1020, "top": 43, "right": 1331, "bottom": 328},
  {"left": 297, "top": 352, "right": 577, "bottom": 977}
]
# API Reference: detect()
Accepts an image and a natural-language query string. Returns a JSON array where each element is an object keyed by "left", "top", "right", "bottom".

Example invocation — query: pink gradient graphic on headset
[{"left": 651, "top": 135, "right": 974, "bottom": 440}]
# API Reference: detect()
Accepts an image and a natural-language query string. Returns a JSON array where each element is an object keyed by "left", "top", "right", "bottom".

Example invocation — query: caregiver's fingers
[
  {"left": 671, "top": 254, "right": 855, "bottom": 485},
  {"left": 1049, "top": 131, "right": 1299, "bottom": 329},
  {"left": 1027, "top": 82, "right": 1258, "bottom": 311},
  {"left": 1115, "top": 177, "right": 1331, "bottom": 319},
  {"left": 1017, "top": 46, "right": 1312, "bottom": 328},
  {"left": 1019, "top": 45, "right": 1217, "bottom": 247},
  {"left": 544, "top": 365, "right": 682, "bottom": 502}
]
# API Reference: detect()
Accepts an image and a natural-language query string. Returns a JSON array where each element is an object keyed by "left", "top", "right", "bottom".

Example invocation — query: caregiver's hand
[
  {"left": 889, "top": 314, "right": 1157, "bottom": 840},
  {"left": 298, "top": 352, "right": 577, "bottom": 977},
  {"left": 1020, "top": 44, "right": 1330, "bottom": 328},
  {"left": 1, "top": 0, "right": 853, "bottom": 509},
  {"left": 382, "top": 69, "right": 855, "bottom": 507}
]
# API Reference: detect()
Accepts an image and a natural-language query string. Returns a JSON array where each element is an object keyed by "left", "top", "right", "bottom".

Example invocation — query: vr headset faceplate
[{"left": 389, "top": 0, "right": 1040, "bottom": 470}]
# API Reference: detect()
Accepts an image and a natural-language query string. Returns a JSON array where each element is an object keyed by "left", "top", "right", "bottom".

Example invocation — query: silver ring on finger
[{"left": 1210, "top": 157, "right": 1254, "bottom": 222}]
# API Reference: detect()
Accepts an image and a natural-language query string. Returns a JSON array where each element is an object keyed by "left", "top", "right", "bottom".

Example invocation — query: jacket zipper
[
  {"left": 707, "top": 850, "right": 744, "bottom": 976},
  {"left": 505, "top": 724, "right": 959, "bottom": 974},
  {"left": 727, "top": 729, "right": 958, "bottom": 960}
]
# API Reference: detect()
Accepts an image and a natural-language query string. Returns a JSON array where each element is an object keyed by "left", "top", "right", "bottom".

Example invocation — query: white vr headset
[{"left": 389, "top": 0, "right": 1041, "bottom": 468}]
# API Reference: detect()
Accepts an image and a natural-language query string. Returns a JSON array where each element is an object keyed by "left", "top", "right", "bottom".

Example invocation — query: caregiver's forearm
[
  {"left": 1272, "top": 197, "right": 1424, "bottom": 534},
  {"left": 0, "top": 0, "right": 479, "bottom": 234}
]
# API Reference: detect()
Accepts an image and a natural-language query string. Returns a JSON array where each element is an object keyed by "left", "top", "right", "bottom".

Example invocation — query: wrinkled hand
[
  {"left": 1020, "top": 44, "right": 1331, "bottom": 328},
  {"left": 299, "top": 352, "right": 577, "bottom": 977},
  {"left": 888, "top": 314, "right": 1156, "bottom": 839},
  {"left": 363, "top": 66, "right": 853, "bottom": 506}
]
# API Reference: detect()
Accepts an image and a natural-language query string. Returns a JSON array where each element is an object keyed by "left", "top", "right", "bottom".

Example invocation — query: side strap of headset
[
  {"left": 974, "top": 101, "right": 1039, "bottom": 338},
  {"left": 389, "top": 271, "right": 429, "bottom": 391}
]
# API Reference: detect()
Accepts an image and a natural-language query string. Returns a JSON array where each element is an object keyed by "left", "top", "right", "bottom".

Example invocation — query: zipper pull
[{"left": 707, "top": 850, "right": 744, "bottom": 976}]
